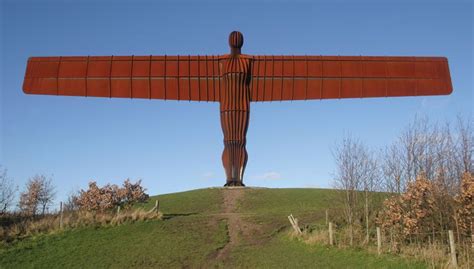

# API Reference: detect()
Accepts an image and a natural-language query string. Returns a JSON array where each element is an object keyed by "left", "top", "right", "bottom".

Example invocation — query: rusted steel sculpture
[{"left": 23, "top": 31, "right": 453, "bottom": 186}]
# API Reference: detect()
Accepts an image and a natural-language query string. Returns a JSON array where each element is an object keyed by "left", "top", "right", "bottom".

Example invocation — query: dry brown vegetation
[
  {"left": 75, "top": 179, "right": 149, "bottom": 212},
  {"left": 378, "top": 173, "right": 473, "bottom": 245},
  {"left": 0, "top": 209, "right": 161, "bottom": 245},
  {"left": 1, "top": 179, "right": 155, "bottom": 245},
  {"left": 18, "top": 175, "right": 55, "bottom": 216}
]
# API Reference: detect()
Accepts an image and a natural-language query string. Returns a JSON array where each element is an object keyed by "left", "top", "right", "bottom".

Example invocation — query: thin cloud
[
  {"left": 202, "top": 172, "right": 215, "bottom": 179},
  {"left": 252, "top": 171, "right": 282, "bottom": 180},
  {"left": 420, "top": 97, "right": 450, "bottom": 111}
]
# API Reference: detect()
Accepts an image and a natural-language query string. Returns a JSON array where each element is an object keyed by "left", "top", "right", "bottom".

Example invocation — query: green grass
[
  {"left": 237, "top": 188, "right": 340, "bottom": 222},
  {"left": 0, "top": 188, "right": 226, "bottom": 269},
  {"left": 0, "top": 218, "right": 228, "bottom": 268},
  {"left": 235, "top": 188, "right": 388, "bottom": 237},
  {"left": 0, "top": 187, "right": 425, "bottom": 268},
  {"left": 227, "top": 188, "right": 424, "bottom": 268},
  {"left": 138, "top": 188, "right": 223, "bottom": 215},
  {"left": 228, "top": 234, "right": 425, "bottom": 269},
  {"left": 237, "top": 188, "right": 340, "bottom": 215}
]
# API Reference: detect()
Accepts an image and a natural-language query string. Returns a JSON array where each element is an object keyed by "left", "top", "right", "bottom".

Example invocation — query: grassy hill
[{"left": 0, "top": 188, "right": 426, "bottom": 268}]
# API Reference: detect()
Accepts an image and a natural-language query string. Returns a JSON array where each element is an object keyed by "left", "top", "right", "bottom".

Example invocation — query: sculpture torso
[
  {"left": 220, "top": 56, "right": 251, "bottom": 111},
  {"left": 219, "top": 55, "right": 251, "bottom": 186}
]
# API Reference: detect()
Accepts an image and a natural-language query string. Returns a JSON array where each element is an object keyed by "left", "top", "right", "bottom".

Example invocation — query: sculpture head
[{"left": 229, "top": 31, "right": 243, "bottom": 56}]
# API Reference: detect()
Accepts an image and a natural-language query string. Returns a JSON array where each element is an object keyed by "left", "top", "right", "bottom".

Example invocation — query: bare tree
[
  {"left": 63, "top": 190, "right": 80, "bottom": 212},
  {"left": 0, "top": 167, "right": 16, "bottom": 214},
  {"left": 382, "top": 144, "right": 404, "bottom": 193},
  {"left": 333, "top": 135, "right": 378, "bottom": 245},
  {"left": 382, "top": 116, "right": 472, "bottom": 195},
  {"left": 456, "top": 116, "right": 473, "bottom": 175},
  {"left": 18, "top": 175, "right": 55, "bottom": 216},
  {"left": 399, "top": 117, "right": 431, "bottom": 184},
  {"left": 361, "top": 153, "right": 380, "bottom": 243}
]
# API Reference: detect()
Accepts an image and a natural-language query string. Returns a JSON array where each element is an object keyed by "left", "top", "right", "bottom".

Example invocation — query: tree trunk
[
  {"left": 349, "top": 212, "right": 354, "bottom": 246},
  {"left": 365, "top": 189, "right": 369, "bottom": 244}
]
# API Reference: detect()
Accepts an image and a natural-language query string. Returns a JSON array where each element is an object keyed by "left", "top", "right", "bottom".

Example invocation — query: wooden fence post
[
  {"left": 287, "top": 214, "right": 302, "bottom": 235},
  {"left": 325, "top": 209, "right": 328, "bottom": 226},
  {"left": 292, "top": 215, "right": 302, "bottom": 235},
  {"left": 117, "top": 206, "right": 121, "bottom": 215},
  {"left": 448, "top": 230, "right": 458, "bottom": 268},
  {"left": 287, "top": 215, "right": 293, "bottom": 231},
  {"left": 329, "top": 222, "right": 334, "bottom": 246},
  {"left": 59, "top": 201, "right": 63, "bottom": 229},
  {"left": 376, "top": 227, "right": 381, "bottom": 255},
  {"left": 147, "top": 200, "right": 160, "bottom": 214}
]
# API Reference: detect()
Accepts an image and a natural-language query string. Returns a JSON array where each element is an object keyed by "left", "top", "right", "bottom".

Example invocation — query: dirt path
[
  {"left": 213, "top": 187, "right": 261, "bottom": 262},
  {"left": 215, "top": 187, "right": 245, "bottom": 260}
]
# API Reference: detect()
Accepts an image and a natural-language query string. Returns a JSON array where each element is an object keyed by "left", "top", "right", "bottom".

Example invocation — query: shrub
[
  {"left": 76, "top": 179, "right": 149, "bottom": 212},
  {"left": 454, "top": 172, "right": 473, "bottom": 234}
]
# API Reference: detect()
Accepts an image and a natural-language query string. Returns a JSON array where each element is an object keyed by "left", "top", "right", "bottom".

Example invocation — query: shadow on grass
[{"left": 162, "top": 213, "right": 198, "bottom": 220}]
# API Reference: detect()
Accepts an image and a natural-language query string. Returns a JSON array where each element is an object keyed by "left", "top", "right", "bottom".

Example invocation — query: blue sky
[{"left": 1, "top": 0, "right": 472, "bottom": 205}]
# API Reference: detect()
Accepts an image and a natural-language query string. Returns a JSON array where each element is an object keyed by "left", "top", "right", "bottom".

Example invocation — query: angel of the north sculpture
[{"left": 23, "top": 31, "right": 453, "bottom": 187}]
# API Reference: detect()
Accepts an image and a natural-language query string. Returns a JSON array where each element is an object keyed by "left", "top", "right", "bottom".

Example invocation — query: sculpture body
[
  {"left": 221, "top": 57, "right": 250, "bottom": 186},
  {"left": 22, "top": 31, "right": 453, "bottom": 186},
  {"left": 220, "top": 31, "right": 250, "bottom": 186}
]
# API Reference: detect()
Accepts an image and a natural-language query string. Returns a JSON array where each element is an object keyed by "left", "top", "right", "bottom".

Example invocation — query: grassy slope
[
  {"left": 230, "top": 234, "right": 422, "bottom": 269},
  {"left": 228, "top": 188, "right": 424, "bottom": 268},
  {"left": 0, "top": 189, "right": 227, "bottom": 268},
  {"left": 0, "top": 188, "right": 425, "bottom": 268}
]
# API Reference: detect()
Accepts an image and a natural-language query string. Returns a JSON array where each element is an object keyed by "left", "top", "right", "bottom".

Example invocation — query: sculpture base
[{"left": 224, "top": 181, "right": 245, "bottom": 187}]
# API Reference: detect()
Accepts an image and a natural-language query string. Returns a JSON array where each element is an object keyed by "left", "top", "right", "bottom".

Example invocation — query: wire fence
[{"left": 290, "top": 211, "right": 473, "bottom": 269}]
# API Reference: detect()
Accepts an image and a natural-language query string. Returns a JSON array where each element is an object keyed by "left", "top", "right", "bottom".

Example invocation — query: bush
[
  {"left": 76, "top": 179, "right": 149, "bottom": 212},
  {"left": 454, "top": 172, "right": 473, "bottom": 234},
  {"left": 378, "top": 172, "right": 473, "bottom": 244},
  {"left": 378, "top": 174, "right": 438, "bottom": 241}
]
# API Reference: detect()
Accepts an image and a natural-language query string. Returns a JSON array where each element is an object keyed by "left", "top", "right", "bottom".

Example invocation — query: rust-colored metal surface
[{"left": 23, "top": 31, "right": 453, "bottom": 186}]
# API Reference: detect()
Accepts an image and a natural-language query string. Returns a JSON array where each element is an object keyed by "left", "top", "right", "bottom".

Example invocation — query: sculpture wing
[
  {"left": 23, "top": 55, "right": 222, "bottom": 102},
  {"left": 249, "top": 55, "right": 453, "bottom": 101}
]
